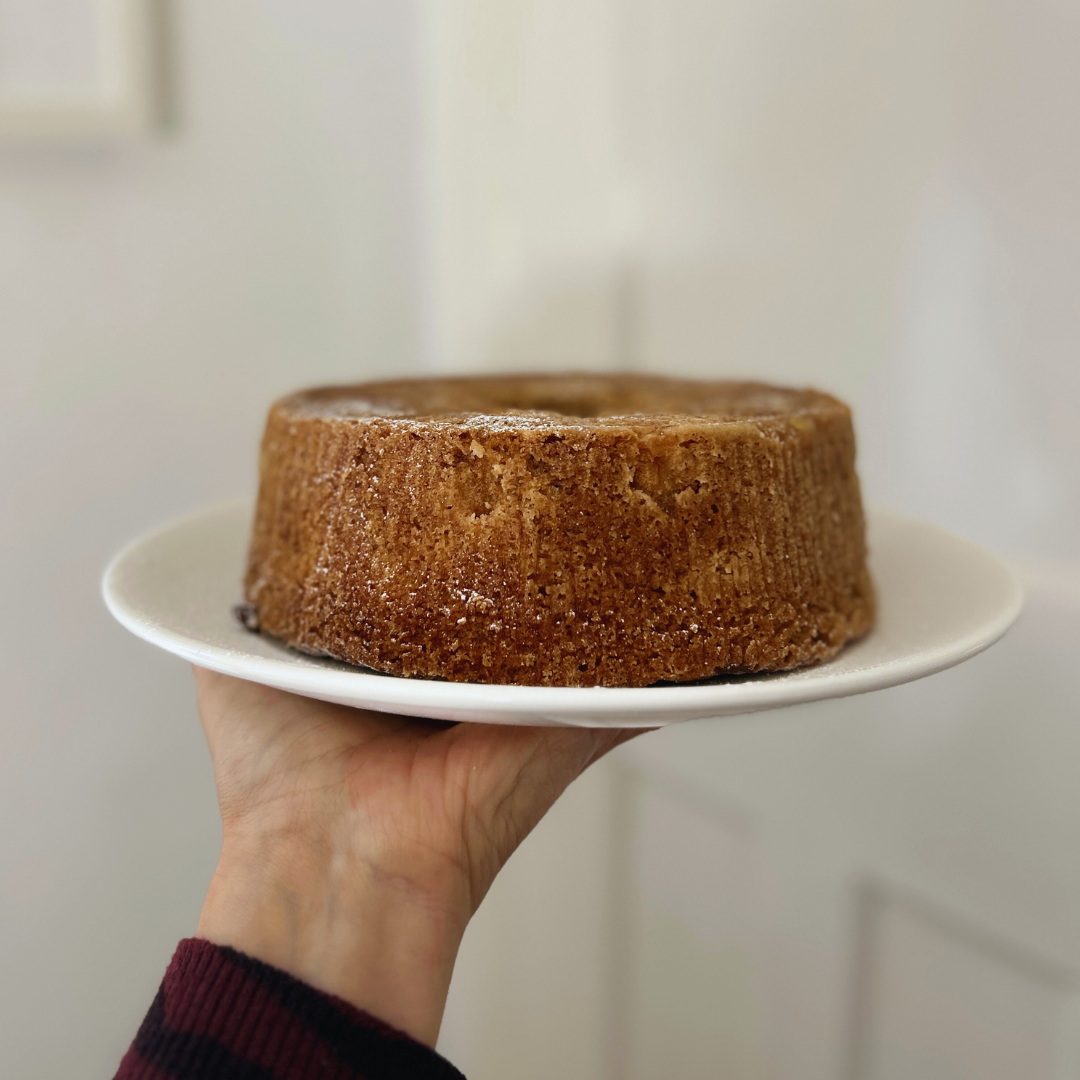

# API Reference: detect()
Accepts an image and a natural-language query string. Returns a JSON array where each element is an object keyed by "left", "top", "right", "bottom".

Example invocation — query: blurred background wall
[
  {"left": 1, "top": 1, "right": 1078, "bottom": 1078},
  {"left": 0, "top": 3, "right": 425, "bottom": 1076},
  {"left": 423, "top": 0, "right": 1080, "bottom": 561}
]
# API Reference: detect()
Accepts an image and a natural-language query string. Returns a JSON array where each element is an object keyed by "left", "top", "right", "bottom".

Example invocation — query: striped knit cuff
[{"left": 114, "top": 938, "right": 466, "bottom": 1080}]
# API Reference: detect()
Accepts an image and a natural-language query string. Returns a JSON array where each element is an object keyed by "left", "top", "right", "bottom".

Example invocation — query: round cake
[{"left": 243, "top": 374, "right": 874, "bottom": 687}]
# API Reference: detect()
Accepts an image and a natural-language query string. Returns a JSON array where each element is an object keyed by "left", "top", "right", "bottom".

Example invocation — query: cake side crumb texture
[{"left": 244, "top": 374, "right": 875, "bottom": 686}]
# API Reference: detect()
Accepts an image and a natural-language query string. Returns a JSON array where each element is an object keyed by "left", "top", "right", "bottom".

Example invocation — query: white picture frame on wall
[{"left": 0, "top": 0, "right": 159, "bottom": 138}]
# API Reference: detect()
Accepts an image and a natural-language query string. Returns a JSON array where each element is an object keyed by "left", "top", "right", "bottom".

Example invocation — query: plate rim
[{"left": 102, "top": 500, "right": 1024, "bottom": 724}]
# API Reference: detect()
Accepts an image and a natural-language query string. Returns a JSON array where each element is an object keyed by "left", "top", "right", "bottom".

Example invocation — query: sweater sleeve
[{"left": 114, "top": 938, "right": 467, "bottom": 1080}]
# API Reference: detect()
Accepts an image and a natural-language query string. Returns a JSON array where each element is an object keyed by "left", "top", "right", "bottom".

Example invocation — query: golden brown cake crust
[{"left": 244, "top": 374, "right": 874, "bottom": 687}]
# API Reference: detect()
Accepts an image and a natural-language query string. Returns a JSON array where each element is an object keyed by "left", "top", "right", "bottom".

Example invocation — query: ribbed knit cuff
[{"left": 114, "top": 938, "right": 466, "bottom": 1080}]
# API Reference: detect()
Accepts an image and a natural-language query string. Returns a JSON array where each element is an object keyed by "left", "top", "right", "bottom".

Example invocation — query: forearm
[{"left": 195, "top": 827, "right": 470, "bottom": 1047}]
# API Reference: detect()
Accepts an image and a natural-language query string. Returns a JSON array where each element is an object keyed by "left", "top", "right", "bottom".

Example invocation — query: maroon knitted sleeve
[{"left": 114, "top": 938, "right": 466, "bottom": 1080}]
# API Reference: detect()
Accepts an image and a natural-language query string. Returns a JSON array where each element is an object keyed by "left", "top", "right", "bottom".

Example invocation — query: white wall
[
  {"left": 0, "top": 3, "right": 423, "bottom": 1075},
  {"left": 424, "top": 1, "right": 1080, "bottom": 1071},
  {"left": 425, "top": 0, "right": 1080, "bottom": 561},
  {"left": 2, "top": 0, "right": 1079, "bottom": 1077}
]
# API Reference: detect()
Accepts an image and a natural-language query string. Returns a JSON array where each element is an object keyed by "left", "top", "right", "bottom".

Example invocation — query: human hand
[{"left": 192, "top": 668, "right": 642, "bottom": 1046}]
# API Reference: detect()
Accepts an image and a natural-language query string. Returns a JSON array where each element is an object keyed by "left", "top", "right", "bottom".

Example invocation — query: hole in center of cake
[{"left": 527, "top": 398, "right": 602, "bottom": 417}]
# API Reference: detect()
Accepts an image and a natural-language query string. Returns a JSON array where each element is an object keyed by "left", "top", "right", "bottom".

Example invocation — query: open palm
[{"left": 193, "top": 668, "right": 642, "bottom": 1043}]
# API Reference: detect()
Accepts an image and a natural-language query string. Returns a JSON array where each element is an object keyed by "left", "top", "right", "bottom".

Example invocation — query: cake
[{"left": 242, "top": 374, "right": 874, "bottom": 687}]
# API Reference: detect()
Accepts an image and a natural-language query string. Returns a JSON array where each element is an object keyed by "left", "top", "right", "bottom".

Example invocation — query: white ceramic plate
[{"left": 102, "top": 501, "right": 1022, "bottom": 727}]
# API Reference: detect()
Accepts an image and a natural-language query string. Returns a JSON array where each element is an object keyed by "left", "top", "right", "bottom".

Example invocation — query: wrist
[{"left": 196, "top": 826, "right": 470, "bottom": 1046}]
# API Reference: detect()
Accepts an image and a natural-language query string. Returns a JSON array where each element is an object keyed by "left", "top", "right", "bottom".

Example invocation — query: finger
[
  {"left": 582, "top": 724, "right": 654, "bottom": 769},
  {"left": 522, "top": 723, "right": 653, "bottom": 776},
  {"left": 192, "top": 667, "right": 359, "bottom": 770},
  {"left": 193, "top": 667, "right": 294, "bottom": 747},
  {"left": 193, "top": 667, "right": 435, "bottom": 748},
  {"left": 473, "top": 724, "right": 647, "bottom": 836}
]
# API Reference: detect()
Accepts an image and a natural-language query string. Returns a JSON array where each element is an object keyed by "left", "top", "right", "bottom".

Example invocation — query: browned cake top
[{"left": 277, "top": 374, "right": 844, "bottom": 433}]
